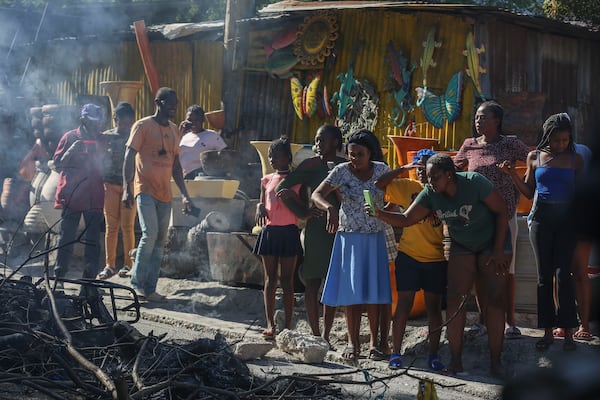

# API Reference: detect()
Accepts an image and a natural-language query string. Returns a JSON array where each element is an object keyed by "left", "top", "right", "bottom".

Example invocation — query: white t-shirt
[{"left": 179, "top": 129, "right": 227, "bottom": 177}]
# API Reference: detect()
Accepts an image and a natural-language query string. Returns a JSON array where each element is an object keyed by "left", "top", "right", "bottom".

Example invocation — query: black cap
[{"left": 113, "top": 102, "right": 135, "bottom": 118}]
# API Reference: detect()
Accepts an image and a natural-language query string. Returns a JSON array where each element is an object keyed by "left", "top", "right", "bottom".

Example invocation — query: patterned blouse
[
  {"left": 324, "top": 161, "right": 391, "bottom": 233},
  {"left": 454, "top": 135, "right": 530, "bottom": 216}
]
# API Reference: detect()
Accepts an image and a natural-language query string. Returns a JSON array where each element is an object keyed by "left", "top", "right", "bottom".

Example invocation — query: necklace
[{"left": 277, "top": 169, "right": 291, "bottom": 174}]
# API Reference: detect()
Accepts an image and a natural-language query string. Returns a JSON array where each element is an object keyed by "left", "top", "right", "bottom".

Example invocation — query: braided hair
[
  {"left": 537, "top": 113, "right": 574, "bottom": 152},
  {"left": 268, "top": 136, "right": 293, "bottom": 164}
]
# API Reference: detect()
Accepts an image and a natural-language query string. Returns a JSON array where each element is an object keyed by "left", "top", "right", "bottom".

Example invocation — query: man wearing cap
[
  {"left": 53, "top": 103, "right": 107, "bottom": 282},
  {"left": 97, "top": 102, "right": 137, "bottom": 280},
  {"left": 122, "top": 87, "right": 195, "bottom": 302}
]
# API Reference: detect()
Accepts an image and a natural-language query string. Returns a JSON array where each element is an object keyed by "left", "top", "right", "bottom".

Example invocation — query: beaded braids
[{"left": 537, "top": 113, "right": 575, "bottom": 153}]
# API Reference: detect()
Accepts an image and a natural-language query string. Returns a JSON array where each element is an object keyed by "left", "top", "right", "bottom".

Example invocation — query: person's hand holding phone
[{"left": 363, "top": 189, "right": 377, "bottom": 217}]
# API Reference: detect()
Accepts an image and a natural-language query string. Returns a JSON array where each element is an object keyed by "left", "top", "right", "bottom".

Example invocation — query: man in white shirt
[{"left": 178, "top": 105, "right": 227, "bottom": 179}]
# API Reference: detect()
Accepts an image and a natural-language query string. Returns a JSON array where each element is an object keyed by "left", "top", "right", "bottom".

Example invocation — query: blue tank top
[{"left": 534, "top": 150, "right": 575, "bottom": 203}]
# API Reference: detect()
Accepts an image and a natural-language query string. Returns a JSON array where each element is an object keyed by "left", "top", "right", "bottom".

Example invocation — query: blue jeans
[
  {"left": 54, "top": 207, "right": 103, "bottom": 279},
  {"left": 130, "top": 193, "right": 171, "bottom": 295}
]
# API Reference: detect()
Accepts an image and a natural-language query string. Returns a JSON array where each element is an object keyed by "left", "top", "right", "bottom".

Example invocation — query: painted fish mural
[{"left": 463, "top": 31, "right": 487, "bottom": 100}]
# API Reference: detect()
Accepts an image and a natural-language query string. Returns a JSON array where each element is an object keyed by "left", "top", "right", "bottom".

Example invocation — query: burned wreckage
[{"left": 0, "top": 272, "right": 344, "bottom": 399}]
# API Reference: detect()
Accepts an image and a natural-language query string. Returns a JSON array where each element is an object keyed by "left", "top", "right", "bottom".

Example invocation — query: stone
[
  {"left": 234, "top": 341, "right": 275, "bottom": 361},
  {"left": 276, "top": 329, "right": 329, "bottom": 364}
]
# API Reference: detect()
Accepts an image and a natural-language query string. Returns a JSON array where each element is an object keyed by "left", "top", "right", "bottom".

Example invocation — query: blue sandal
[
  {"left": 428, "top": 354, "right": 445, "bottom": 371},
  {"left": 388, "top": 353, "right": 403, "bottom": 369}
]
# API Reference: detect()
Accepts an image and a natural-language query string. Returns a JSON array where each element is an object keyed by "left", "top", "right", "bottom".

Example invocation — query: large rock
[
  {"left": 234, "top": 341, "right": 275, "bottom": 361},
  {"left": 276, "top": 329, "right": 329, "bottom": 364}
]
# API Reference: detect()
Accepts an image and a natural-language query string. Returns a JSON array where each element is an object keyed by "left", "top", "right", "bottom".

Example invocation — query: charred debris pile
[{"left": 0, "top": 275, "right": 345, "bottom": 399}]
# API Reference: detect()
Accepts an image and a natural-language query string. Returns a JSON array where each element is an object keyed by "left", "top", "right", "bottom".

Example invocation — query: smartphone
[{"left": 363, "top": 189, "right": 376, "bottom": 216}]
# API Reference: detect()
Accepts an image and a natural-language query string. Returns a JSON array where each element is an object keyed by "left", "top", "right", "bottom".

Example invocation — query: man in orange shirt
[{"left": 122, "top": 87, "right": 195, "bottom": 302}]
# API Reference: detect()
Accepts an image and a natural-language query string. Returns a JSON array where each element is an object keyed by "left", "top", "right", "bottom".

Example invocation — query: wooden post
[
  {"left": 222, "top": 0, "right": 255, "bottom": 133},
  {"left": 133, "top": 20, "right": 160, "bottom": 97}
]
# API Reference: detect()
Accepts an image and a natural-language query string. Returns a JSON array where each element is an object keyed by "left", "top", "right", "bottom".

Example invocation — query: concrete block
[
  {"left": 276, "top": 329, "right": 329, "bottom": 364},
  {"left": 234, "top": 341, "right": 275, "bottom": 361}
]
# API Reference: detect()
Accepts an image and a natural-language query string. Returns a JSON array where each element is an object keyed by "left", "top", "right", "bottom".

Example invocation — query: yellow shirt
[
  {"left": 127, "top": 116, "right": 180, "bottom": 203},
  {"left": 385, "top": 179, "right": 445, "bottom": 262}
]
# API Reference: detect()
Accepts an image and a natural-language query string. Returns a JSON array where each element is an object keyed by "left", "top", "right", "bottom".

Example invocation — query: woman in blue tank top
[{"left": 501, "top": 113, "right": 584, "bottom": 352}]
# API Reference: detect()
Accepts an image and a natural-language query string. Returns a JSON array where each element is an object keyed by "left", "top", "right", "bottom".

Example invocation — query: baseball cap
[
  {"left": 413, "top": 148, "right": 437, "bottom": 164},
  {"left": 81, "top": 103, "right": 104, "bottom": 121},
  {"left": 113, "top": 102, "right": 135, "bottom": 117}
]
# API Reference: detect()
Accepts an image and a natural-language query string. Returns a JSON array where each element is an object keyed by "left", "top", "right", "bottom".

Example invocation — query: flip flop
[
  {"left": 573, "top": 329, "right": 593, "bottom": 341},
  {"left": 388, "top": 353, "right": 403, "bottom": 369},
  {"left": 466, "top": 322, "right": 487, "bottom": 338},
  {"left": 118, "top": 266, "right": 131, "bottom": 278},
  {"left": 342, "top": 346, "right": 358, "bottom": 361},
  {"left": 97, "top": 267, "right": 116, "bottom": 280},
  {"left": 552, "top": 328, "right": 565, "bottom": 338},
  {"left": 505, "top": 326, "right": 522, "bottom": 339},
  {"left": 369, "top": 348, "right": 389, "bottom": 361},
  {"left": 428, "top": 354, "right": 445, "bottom": 371},
  {"left": 261, "top": 329, "right": 275, "bottom": 341}
]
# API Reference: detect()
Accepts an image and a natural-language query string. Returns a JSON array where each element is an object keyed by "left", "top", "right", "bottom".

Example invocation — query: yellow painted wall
[
  {"left": 251, "top": 10, "right": 477, "bottom": 164},
  {"left": 50, "top": 39, "right": 223, "bottom": 125}
]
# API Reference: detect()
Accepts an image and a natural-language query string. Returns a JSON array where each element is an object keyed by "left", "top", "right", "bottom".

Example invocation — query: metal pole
[{"left": 20, "top": 1, "right": 49, "bottom": 87}]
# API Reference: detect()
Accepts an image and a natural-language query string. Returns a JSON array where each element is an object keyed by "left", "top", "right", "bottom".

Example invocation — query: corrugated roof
[{"left": 259, "top": 1, "right": 600, "bottom": 39}]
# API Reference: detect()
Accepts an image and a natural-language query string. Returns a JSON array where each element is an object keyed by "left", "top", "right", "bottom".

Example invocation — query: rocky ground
[{"left": 105, "top": 275, "right": 600, "bottom": 399}]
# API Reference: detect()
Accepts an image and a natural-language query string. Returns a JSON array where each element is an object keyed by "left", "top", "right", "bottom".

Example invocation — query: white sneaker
[{"left": 144, "top": 292, "right": 167, "bottom": 302}]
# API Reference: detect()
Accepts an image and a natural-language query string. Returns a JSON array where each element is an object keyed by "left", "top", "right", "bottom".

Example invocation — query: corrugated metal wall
[
  {"left": 487, "top": 20, "right": 600, "bottom": 145},
  {"left": 242, "top": 9, "right": 476, "bottom": 165},
  {"left": 32, "top": 39, "right": 223, "bottom": 125}
]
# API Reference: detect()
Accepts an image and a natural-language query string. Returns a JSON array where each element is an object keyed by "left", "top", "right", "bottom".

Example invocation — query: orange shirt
[{"left": 127, "top": 116, "right": 179, "bottom": 203}]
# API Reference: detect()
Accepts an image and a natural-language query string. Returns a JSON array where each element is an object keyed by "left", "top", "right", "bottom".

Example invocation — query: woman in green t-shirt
[{"left": 369, "top": 153, "right": 511, "bottom": 378}]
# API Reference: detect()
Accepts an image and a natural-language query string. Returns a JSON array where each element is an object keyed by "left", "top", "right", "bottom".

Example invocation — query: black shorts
[
  {"left": 253, "top": 224, "right": 303, "bottom": 257},
  {"left": 394, "top": 251, "right": 448, "bottom": 295}
]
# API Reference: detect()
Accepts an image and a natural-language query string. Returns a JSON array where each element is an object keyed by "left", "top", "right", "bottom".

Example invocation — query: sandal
[
  {"left": 466, "top": 322, "right": 487, "bottom": 338},
  {"left": 261, "top": 328, "right": 275, "bottom": 341},
  {"left": 505, "top": 326, "right": 522, "bottom": 340},
  {"left": 535, "top": 336, "right": 554, "bottom": 351},
  {"left": 573, "top": 329, "right": 593, "bottom": 341},
  {"left": 369, "top": 347, "right": 389, "bottom": 361},
  {"left": 552, "top": 328, "right": 565, "bottom": 338},
  {"left": 388, "top": 353, "right": 403, "bottom": 370},
  {"left": 342, "top": 346, "right": 358, "bottom": 361},
  {"left": 97, "top": 267, "right": 116, "bottom": 280},
  {"left": 118, "top": 266, "right": 131, "bottom": 278},
  {"left": 428, "top": 354, "right": 445, "bottom": 371}
]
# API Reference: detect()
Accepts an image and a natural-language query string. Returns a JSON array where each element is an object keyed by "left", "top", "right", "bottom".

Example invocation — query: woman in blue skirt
[{"left": 311, "top": 129, "right": 392, "bottom": 361}]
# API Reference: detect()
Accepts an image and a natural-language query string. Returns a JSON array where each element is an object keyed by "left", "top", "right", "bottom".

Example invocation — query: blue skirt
[{"left": 321, "top": 231, "right": 392, "bottom": 306}]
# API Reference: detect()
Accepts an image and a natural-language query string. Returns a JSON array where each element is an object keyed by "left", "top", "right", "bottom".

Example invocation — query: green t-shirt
[{"left": 415, "top": 172, "right": 495, "bottom": 251}]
